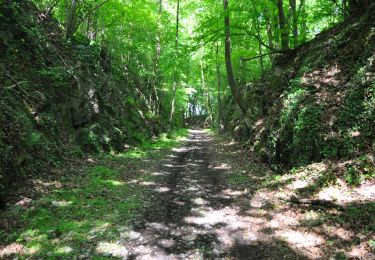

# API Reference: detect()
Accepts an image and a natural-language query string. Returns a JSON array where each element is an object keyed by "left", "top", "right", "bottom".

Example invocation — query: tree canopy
[{"left": 30, "top": 0, "right": 362, "bottom": 127}]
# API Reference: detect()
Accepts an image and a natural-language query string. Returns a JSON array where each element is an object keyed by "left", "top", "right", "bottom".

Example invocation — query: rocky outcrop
[{"left": 0, "top": 0, "right": 159, "bottom": 193}]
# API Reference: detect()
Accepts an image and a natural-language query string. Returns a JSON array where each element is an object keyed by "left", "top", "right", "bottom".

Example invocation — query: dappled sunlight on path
[
  {"left": 98, "top": 130, "right": 310, "bottom": 259},
  {"left": 1, "top": 129, "right": 373, "bottom": 259}
]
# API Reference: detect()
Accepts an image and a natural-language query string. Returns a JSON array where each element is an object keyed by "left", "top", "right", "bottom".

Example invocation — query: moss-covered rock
[{"left": 0, "top": 0, "right": 160, "bottom": 193}]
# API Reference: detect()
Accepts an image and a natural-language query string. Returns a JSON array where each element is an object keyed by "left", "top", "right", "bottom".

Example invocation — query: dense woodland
[{"left": 0, "top": 0, "right": 374, "bottom": 259}]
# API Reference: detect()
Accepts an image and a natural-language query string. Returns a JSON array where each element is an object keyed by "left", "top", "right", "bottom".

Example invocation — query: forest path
[
  {"left": 2, "top": 129, "right": 369, "bottom": 259},
  {"left": 121, "top": 129, "right": 306, "bottom": 259}
]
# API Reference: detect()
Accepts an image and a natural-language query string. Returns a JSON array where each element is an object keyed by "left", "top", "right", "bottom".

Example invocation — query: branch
[
  {"left": 330, "top": 0, "right": 349, "bottom": 16},
  {"left": 241, "top": 53, "right": 270, "bottom": 62},
  {"left": 75, "top": 0, "right": 110, "bottom": 31},
  {"left": 195, "top": 27, "right": 276, "bottom": 51},
  {"left": 234, "top": 26, "right": 277, "bottom": 51},
  {"left": 280, "top": 197, "right": 344, "bottom": 210},
  {"left": 240, "top": 50, "right": 286, "bottom": 62},
  {"left": 0, "top": 65, "right": 30, "bottom": 98},
  {"left": 6, "top": 81, "right": 27, "bottom": 89},
  {"left": 45, "top": 0, "right": 60, "bottom": 17},
  {"left": 297, "top": 0, "right": 303, "bottom": 15}
]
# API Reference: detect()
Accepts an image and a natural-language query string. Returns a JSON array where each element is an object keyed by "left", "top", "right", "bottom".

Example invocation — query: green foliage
[
  {"left": 344, "top": 156, "right": 375, "bottom": 186},
  {"left": 38, "top": 67, "right": 71, "bottom": 87},
  {"left": 369, "top": 240, "right": 375, "bottom": 251},
  {"left": 1, "top": 0, "right": 374, "bottom": 199},
  {"left": 122, "top": 128, "right": 189, "bottom": 158},
  {"left": 228, "top": 173, "right": 251, "bottom": 187},
  {"left": 341, "top": 202, "right": 375, "bottom": 232},
  {"left": 267, "top": 79, "right": 325, "bottom": 165},
  {"left": 0, "top": 126, "right": 187, "bottom": 258},
  {"left": 345, "top": 166, "right": 362, "bottom": 186},
  {"left": 317, "top": 171, "right": 338, "bottom": 188},
  {"left": 292, "top": 105, "right": 323, "bottom": 163},
  {"left": 6, "top": 164, "right": 140, "bottom": 258},
  {"left": 25, "top": 132, "right": 43, "bottom": 146}
]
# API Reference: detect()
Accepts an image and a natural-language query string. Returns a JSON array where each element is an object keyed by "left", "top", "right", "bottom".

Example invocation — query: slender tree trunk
[
  {"left": 215, "top": 42, "right": 223, "bottom": 124},
  {"left": 223, "top": 0, "right": 248, "bottom": 116},
  {"left": 66, "top": 0, "right": 77, "bottom": 39},
  {"left": 169, "top": 0, "right": 180, "bottom": 130},
  {"left": 86, "top": 13, "right": 98, "bottom": 41},
  {"left": 300, "top": 0, "right": 307, "bottom": 43},
  {"left": 87, "top": 14, "right": 91, "bottom": 38},
  {"left": 342, "top": 0, "right": 350, "bottom": 17},
  {"left": 174, "top": 0, "right": 180, "bottom": 48},
  {"left": 277, "top": 0, "right": 289, "bottom": 50},
  {"left": 255, "top": 17, "right": 264, "bottom": 74},
  {"left": 200, "top": 60, "right": 212, "bottom": 121},
  {"left": 152, "top": 0, "right": 163, "bottom": 116},
  {"left": 289, "top": 0, "right": 298, "bottom": 47},
  {"left": 264, "top": 9, "right": 275, "bottom": 63},
  {"left": 66, "top": 0, "right": 110, "bottom": 39}
]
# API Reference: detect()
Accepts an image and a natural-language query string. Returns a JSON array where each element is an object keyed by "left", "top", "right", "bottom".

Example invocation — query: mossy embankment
[
  {"left": 0, "top": 0, "right": 165, "bottom": 197},
  {"left": 222, "top": 5, "right": 375, "bottom": 171}
]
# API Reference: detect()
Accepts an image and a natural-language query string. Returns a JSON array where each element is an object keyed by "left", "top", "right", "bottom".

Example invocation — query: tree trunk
[
  {"left": 255, "top": 17, "right": 264, "bottom": 74},
  {"left": 169, "top": 0, "right": 180, "bottom": 130},
  {"left": 348, "top": 0, "right": 370, "bottom": 15},
  {"left": 152, "top": 0, "right": 163, "bottom": 116},
  {"left": 264, "top": 9, "right": 275, "bottom": 62},
  {"left": 66, "top": 0, "right": 77, "bottom": 39},
  {"left": 299, "top": 0, "right": 307, "bottom": 43},
  {"left": 86, "top": 13, "right": 98, "bottom": 41},
  {"left": 200, "top": 60, "right": 212, "bottom": 121},
  {"left": 277, "top": 0, "right": 289, "bottom": 50},
  {"left": 223, "top": 0, "right": 248, "bottom": 116},
  {"left": 216, "top": 42, "right": 223, "bottom": 124},
  {"left": 289, "top": 0, "right": 298, "bottom": 47},
  {"left": 66, "top": 0, "right": 110, "bottom": 39}
]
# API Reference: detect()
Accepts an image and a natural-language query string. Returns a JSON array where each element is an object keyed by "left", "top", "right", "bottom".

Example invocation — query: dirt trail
[
  {"left": 1, "top": 129, "right": 372, "bottom": 259},
  {"left": 120, "top": 130, "right": 306, "bottom": 259}
]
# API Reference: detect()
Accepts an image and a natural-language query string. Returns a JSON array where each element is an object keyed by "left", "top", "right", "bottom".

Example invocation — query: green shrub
[
  {"left": 38, "top": 67, "right": 71, "bottom": 88},
  {"left": 317, "top": 171, "right": 337, "bottom": 187},
  {"left": 292, "top": 105, "right": 324, "bottom": 164},
  {"left": 25, "top": 132, "right": 42, "bottom": 146},
  {"left": 345, "top": 166, "right": 362, "bottom": 186}
]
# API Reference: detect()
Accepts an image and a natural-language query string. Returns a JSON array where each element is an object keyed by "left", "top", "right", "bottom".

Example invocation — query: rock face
[
  {"left": 0, "top": 1, "right": 158, "bottom": 191},
  {"left": 222, "top": 5, "right": 375, "bottom": 168}
]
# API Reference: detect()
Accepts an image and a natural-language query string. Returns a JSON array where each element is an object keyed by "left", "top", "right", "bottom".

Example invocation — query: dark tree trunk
[
  {"left": 66, "top": 0, "right": 77, "bottom": 39},
  {"left": 348, "top": 0, "right": 370, "bottom": 15},
  {"left": 289, "top": 0, "right": 298, "bottom": 47},
  {"left": 299, "top": 0, "right": 307, "bottom": 43},
  {"left": 223, "top": 0, "right": 248, "bottom": 116},
  {"left": 255, "top": 17, "right": 264, "bottom": 74},
  {"left": 215, "top": 42, "right": 223, "bottom": 124},
  {"left": 169, "top": 0, "right": 180, "bottom": 129},
  {"left": 277, "top": 0, "right": 289, "bottom": 50}
]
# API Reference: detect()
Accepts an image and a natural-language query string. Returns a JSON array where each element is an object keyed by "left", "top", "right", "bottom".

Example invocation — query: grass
[
  {"left": 103, "top": 128, "right": 189, "bottom": 161},
  {"left": 3, "top": 165, "right": 137, "bottom": 258},
  {"left": 227, "top": 173, "right": 252, "bottom": 187},
  {"left": 0, "top": 128, "right": 189, "bottom": 259}
]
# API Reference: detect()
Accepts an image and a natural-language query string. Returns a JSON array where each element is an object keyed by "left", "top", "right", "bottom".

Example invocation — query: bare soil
[
  {"left": 1, "top": 129, "right": 373, "bottom": 259},
  {"left": 118, "top": 130, "right": 310, "bottom": 259}
]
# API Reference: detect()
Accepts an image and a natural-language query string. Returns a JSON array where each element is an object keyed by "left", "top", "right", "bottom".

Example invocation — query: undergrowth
[{"left": 0, "top": 129, "right": 189, "bottom": 258}]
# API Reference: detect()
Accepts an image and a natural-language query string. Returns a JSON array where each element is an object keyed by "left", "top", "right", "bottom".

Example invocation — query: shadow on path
[{"left": 121, "top": 130, "right": 306, "bottom": 259}]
